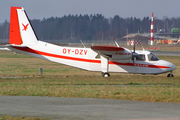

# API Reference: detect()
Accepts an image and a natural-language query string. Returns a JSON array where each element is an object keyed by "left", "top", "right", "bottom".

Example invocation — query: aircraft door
[{"left": 134, "top": 54, "right": 146, "bottom": 73}]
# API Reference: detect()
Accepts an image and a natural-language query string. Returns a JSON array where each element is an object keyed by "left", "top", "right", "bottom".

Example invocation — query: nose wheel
[{"left": 167, "top": 71, "right": 174, "bottom": 77}]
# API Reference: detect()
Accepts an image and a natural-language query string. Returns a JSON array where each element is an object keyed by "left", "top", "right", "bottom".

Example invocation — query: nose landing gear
[{"left": 167, "top": 71, "right": 174, "bottom": 77}]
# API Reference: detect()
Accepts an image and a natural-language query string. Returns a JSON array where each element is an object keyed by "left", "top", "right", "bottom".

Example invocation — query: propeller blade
[
  {"left": 133, "top": 41, "right": 135, "bottom": 53},
  {"left": 133, "top": 40, "right": 136, "bottom": 66}
]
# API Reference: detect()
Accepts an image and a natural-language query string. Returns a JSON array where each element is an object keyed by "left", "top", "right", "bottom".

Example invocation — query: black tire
[{"left": 167, "top": 73, "right": 174, "bottom": 77}]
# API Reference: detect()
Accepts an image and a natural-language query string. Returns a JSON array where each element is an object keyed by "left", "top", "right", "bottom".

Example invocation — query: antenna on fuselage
[
  {"left": 141, "top": 45, "right": 145, "bottom": 51},
  {"left": 114, "top": 41, "right": 120, "bottom": 47},
  {"left": 80, "top": 40, "right": 86, "bottom": 48}
]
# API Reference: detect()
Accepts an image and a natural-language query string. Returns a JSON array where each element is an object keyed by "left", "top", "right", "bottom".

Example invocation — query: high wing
[
  {"left": 91, "top": 46, "right": 125, "bottom": 51},
  {"left": 91, "top": 45, "right": 132, "bottom": 60}
]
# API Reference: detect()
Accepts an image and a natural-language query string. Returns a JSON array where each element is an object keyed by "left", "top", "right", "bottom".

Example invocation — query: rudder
[{"left": 9, "top": 7, "right": 23, "bottom": 45}]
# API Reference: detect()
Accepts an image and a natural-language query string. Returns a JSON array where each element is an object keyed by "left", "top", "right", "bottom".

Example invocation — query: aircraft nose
[{"left": 170, "top": 63, "right": 176, "bottom": 71}]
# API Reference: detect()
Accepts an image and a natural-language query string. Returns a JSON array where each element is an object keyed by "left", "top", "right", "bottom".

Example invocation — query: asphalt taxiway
[
  {"left": 151, "top": 51, "right": 180, "bottom": 56},
  {"left": 0, "top": 96, "right": 179, "bottom": 120}
]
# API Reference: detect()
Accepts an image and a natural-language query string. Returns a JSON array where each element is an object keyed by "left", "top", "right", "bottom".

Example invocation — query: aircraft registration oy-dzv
[{"left": 4, "top": 7, "right": 176, "bottom": 77}]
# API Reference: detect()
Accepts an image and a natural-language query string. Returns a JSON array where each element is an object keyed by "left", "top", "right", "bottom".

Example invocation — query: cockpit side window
[
  {"left": 148, "top": 53, "right": 159, "bottom": 61},
  {"left": 136, "top": 54, "right": 146, "bottom": 61}
]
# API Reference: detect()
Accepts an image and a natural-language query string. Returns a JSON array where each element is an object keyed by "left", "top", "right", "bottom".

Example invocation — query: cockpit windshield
[{"left": 148, "top": 53, "right": 159, "bottom": 61}]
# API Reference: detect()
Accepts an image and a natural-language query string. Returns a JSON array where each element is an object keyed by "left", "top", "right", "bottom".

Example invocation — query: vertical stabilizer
[{"left": 9, "top": 7, "right": 38, "bottom": 46}]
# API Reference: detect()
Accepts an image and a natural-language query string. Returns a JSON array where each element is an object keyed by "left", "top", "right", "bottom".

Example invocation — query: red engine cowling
[{"left": 111, "top": 48, "right": 132, "bottom": 60}]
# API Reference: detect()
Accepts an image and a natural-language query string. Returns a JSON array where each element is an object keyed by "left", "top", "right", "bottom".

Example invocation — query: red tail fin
[{"left": 9, "top": 7, "right": 23, "bottom": 45}]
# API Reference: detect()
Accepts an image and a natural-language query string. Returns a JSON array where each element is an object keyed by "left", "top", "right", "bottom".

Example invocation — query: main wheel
[{"left": 102, "top": 72, "right": 110, "bottom": 77}]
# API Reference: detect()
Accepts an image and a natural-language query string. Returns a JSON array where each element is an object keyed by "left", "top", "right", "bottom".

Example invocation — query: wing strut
[{"left": 100, "top": 54, "right": 110, "bottom": 77}]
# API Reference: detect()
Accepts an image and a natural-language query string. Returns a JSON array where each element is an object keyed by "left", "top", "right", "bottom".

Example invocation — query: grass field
[{"left": 0, "top": 49, "right": 180, "bottom": 103}]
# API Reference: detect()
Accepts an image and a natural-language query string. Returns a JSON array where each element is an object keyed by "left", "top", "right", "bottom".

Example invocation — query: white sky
[{"left": 1, "top": 0, "right": 180, "bottom": 22}]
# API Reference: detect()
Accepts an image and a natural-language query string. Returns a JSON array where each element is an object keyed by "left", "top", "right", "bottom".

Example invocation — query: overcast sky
[{"left": 1, "top": 0, "right": 180, "bottom": 23}]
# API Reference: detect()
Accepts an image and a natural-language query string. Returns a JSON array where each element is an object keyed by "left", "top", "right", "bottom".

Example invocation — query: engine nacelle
[{"left": 111, "top": 48, "right": 132, "bottom": 60}]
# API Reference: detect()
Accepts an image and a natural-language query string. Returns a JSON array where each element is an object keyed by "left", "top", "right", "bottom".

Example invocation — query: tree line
[{"left": 0, "top": 14, "right": 180, "bottom": 41}]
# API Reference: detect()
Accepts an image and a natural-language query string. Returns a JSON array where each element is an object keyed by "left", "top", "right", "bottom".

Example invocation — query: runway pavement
[
  {"left": 0, "top": 96, "right": 179, "bottom": 120},
  {"left": 151, "top": 51, "right": 180, "bottom": 56}
]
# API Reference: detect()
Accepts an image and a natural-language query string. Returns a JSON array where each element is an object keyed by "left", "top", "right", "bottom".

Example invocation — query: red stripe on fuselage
[
  {"left": 11, "top": 46, "right": 170, "bottom": 69},
  {"left": 11, "top": 46, "right": 101, "bottom": 63}
]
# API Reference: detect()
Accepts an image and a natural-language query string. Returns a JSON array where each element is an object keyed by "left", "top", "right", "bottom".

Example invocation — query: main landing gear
[
  {"left": 167, "top": 71, "right": 174, "bottom": 77},
  {"left": 102, "top": 72, "right": 110, "bottom": 77}
]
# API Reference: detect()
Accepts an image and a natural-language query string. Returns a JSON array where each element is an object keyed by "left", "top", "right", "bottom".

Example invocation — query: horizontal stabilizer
[{"left": 0, "top": 47, "right": 10, "bottom": 50}]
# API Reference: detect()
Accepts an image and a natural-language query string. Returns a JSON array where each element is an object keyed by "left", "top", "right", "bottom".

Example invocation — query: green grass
[{"left": 0, "top": 84, "right": 179, "bottom": 103}]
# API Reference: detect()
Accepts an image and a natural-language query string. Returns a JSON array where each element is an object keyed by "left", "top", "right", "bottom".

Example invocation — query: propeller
[
  {"left": 132, "top": 41, "right": 136, "bottom": 66},
  {"left": 133, "top": 41, "right": 135, "bottom": 53}
]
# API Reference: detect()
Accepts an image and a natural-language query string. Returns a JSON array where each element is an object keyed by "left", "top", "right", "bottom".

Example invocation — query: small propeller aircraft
[{"left": 3, "top": 7, "right": 176, "bottom": 77}]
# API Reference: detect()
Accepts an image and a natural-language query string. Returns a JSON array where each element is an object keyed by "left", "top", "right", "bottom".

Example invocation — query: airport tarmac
[
  {"left": 151, "top": 51, "right": 180, "bottom": 56},
  {"left": 0, "top": 96, "right": 179, "bottom": 120}
]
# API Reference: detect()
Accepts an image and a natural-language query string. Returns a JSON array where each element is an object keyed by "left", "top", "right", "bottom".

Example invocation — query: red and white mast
[{"left": 150, "top": 13, "right": 154, "bottom": 45}]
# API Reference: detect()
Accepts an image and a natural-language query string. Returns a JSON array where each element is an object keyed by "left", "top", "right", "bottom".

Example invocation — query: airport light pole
[{"left": 151, "top": 13, "right": 154, "bottom": 45}]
